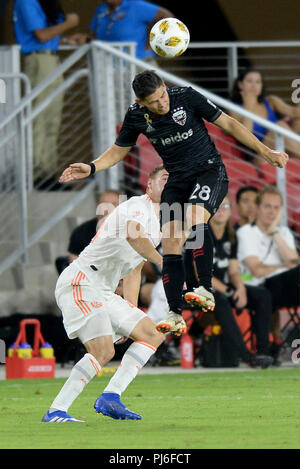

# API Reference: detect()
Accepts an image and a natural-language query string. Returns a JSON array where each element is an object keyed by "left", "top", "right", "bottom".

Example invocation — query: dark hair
[
  {"left": 236, "top": 185, "right": 259, "bottom": 204},
  {"left": 230, "top": 68, "right": 266, "bottom": 104},
  {"left": 37, "top": 0, "right": 65, "bottom": 25},
  {"left": 132, "top": 70, "right": 164, "bottom": 100}
]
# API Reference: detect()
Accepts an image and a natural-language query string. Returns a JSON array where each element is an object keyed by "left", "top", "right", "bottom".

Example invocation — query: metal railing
[
  {"left": 0, "top": 41, "right": 137, "bottom": 275},
  {"left": 1, "top": 40, "right": 300, "bottom": 275},
  {"left": 158, "top": 40, "right": 300, "bottom": 100}
]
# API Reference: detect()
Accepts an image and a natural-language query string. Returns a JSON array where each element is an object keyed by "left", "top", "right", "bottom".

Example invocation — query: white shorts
[{"left": 55, "top": 264, "right": 146, "bottom": 344}]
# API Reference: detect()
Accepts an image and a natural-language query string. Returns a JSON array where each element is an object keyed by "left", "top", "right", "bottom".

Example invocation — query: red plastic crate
[{"left": 6, "top": 356, "right": 55, "bottom": 379}]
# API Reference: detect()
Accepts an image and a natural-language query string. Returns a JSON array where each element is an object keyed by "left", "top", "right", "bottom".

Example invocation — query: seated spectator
[
  {"left": 237, "top": 185, "right": 300, "bottom": 360},
  {"left": 184, "top": 195, "right": 273, "bottom": 368},
  {"left": 234, "top": 185, "right": 259, "bottom": 230},
  {"left": 229, "top": 68, "right": 300, "bottom": 163},
  {"left": 55, "top": 190, "right": 122, "bottom": 274},
  {"left": 68, "top": 0, "right": 173, "bottom": 64}
]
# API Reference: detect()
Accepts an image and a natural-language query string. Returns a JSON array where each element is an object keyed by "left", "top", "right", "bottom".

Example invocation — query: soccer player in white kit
[{"left": 42, "top": 165, "right": 184, "bottom": 423}]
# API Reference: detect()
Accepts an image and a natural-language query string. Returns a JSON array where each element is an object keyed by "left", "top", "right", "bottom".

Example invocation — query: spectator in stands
[
  {"left": 230, "top": 69, "right": 300, "bottom": 164},
  {"left": 184, "top": 195, "right": 273, "bottom": 368},
  {"left": 67, "top": 0, "right": 173, "bottom": 64},
  {"left": 55, "top": 190, "right": 122, "bottom": 274},
  {"left": 234, "top": 185, "right": 259, "bottom": 230},
  {"left": 237, "top": 185, "right": 300, "bottom": 360},
  {"left": 12, "top": 0, "right": 80, "bottom": 188}
]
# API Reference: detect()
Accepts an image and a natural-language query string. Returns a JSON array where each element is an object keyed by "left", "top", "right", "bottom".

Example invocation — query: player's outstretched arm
[
  {"left": 59, "top": 144, "right": 132, "bottom": 183},
  {"left": 214, "top": 112, "right": 289, "bottom": 168},
  {"left": 126, "top": 221, "right": 163, "bottom": 268}
]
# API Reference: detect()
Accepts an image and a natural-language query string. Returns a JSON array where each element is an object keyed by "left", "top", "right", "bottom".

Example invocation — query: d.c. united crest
[{"left": 172, "top": 107, "right": 187, "bottom": 126}]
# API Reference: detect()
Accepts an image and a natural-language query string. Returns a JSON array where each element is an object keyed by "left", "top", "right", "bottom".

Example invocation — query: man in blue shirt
[
  {"left": 13, "top": 0, "right": 79, "bottom": 188},
  {"left": 69, "top": 0, "right": 173, "bottom": 62}
]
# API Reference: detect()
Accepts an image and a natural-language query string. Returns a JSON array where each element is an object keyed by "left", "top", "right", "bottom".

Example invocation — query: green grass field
[{"left": 1, "top": 368, "right": 300, "bottom": 449}]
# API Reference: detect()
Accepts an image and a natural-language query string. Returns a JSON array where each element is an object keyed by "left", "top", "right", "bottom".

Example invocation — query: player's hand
[
  {"left": 59, "top": 163, "right": 91, "bottom": 183},
  {"left": 263, "top": 149, "right": 289, "bottom": 168}
]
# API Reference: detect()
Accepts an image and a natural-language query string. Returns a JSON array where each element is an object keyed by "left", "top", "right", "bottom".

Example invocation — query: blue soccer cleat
[
  {"left": 42, "top": 410, "right": 84, "bottom": 423},
  {"left": 94, "top": 393, "right": 142, "bottom": 420}
]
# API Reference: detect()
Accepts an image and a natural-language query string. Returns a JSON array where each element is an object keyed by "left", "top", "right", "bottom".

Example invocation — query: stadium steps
[{"left": 0, "top": 192, "right": 97, "bottom": 316}]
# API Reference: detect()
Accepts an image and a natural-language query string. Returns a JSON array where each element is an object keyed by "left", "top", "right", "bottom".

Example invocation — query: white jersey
[
  {"left": 72, "top": 194, "right": 161, "bottom": 295},
  {"left": 237, "top": 223, "right": 296, "bottom": 286}
]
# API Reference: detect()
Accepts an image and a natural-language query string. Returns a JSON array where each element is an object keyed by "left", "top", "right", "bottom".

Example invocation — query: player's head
[
  {"left": 236, "top": 185, "right": 259, "bottom": 224},
  {"left": 146, "top": 165, "right": 169, "bottom": 202},
  {"left": 132, "top": 70, "right": 170, "bottom": 115},
  {"left": 255, "top": 185, "right": 283, "bottom": 228},
  {"left": 96, "top": 189, "right": 122, "bottom": 226}
]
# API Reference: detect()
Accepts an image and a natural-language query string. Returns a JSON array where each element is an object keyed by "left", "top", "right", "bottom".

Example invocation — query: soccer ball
[{"left": 149, "top": 18, "right": 190, "bottom": 58}]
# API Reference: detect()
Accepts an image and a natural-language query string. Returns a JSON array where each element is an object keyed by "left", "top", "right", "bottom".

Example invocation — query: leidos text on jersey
[{"left": 159, "top": 129, "right": 193, "bottom": 146}]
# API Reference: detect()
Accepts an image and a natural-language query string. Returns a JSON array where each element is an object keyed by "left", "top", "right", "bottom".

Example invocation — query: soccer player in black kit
[{"left": 60, "top": 70, "right": 288, "bottom": 336}]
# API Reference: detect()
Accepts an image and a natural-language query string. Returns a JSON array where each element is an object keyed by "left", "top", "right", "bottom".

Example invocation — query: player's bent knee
[
  {"left": 143, "top": 325, "right": 164, "bottom": 347},
  {"left": 131, "top": 317, "right": 164, "bottom": 347},
  {"left": 85, "top": 337, "right": 115, "bottom": 367},
  {"left": 92, "top": 347, "right": 115, "bottom": 367}
]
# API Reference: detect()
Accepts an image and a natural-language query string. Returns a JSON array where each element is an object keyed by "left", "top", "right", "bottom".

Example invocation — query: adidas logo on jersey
[
  {"left": 91, "top": 301, "right": 103, "bottom": 309},
  {"left": 160, "top": 129, "right": 193, "bottom": 146}
]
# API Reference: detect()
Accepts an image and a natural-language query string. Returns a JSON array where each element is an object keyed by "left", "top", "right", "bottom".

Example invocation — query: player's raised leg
[
  {"left": 183, "top": 202, "right": 215, "bottom": 312},
  {"left": 94, "top": 316, "right": 164, "bottom": 420},
  {"left": 156, "top": 219, "right": 188, "bottom": 334}
]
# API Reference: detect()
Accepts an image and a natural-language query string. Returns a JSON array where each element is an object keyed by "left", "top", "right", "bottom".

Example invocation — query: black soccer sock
[
  {"left": 183, "top": 248, "right": 198, "bottom": 292},
  {"left": 162, "top": 254, "right": 184, "bottom": 315},
  {"left": 189, "top": 223, "right": 213, "bottom": 292}
]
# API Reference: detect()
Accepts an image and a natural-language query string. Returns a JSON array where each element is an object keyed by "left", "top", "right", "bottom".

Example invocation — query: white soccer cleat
[
  {"left": 184, "top": 286, "right": 215, "bottom": 312},
  {"left": 156, "top": 311, "right": 187, "bottom": 336}
]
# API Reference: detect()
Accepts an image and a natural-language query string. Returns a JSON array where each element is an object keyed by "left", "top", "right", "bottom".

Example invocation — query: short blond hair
[
  {"left": 256, "top": 185, "right": 283, "bottom": 206},
  {"left": 149, "top": 165, "right": 165, "bottom": 179}
]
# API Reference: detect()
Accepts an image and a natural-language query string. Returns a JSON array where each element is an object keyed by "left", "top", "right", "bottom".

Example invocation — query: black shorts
[{"left": 160, "top": 164, "right": 228, "bottom": 225}]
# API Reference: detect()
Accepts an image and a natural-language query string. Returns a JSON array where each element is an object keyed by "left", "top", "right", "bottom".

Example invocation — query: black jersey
[{"left": 115, "top": 86, "right": 223, "bottom": 175}]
